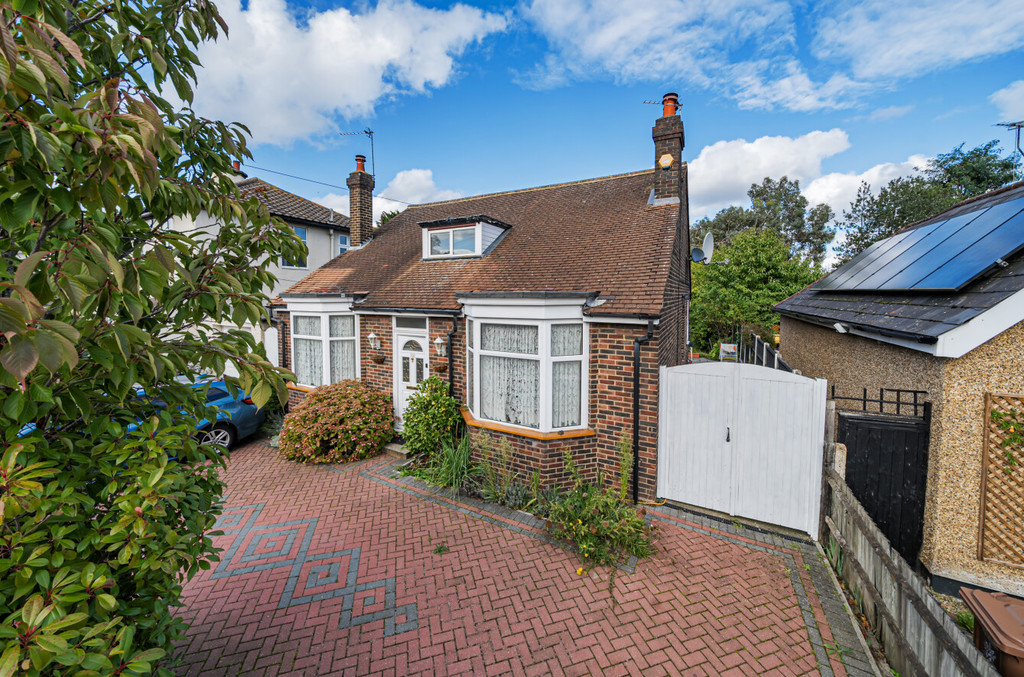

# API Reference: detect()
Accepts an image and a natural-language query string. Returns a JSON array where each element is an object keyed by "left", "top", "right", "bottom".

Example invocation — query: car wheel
[{"left": 200, "top": 423, "right": 237, "bottom": 449}]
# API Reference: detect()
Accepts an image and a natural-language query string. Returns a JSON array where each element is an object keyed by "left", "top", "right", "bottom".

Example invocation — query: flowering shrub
[
  {"left": 402, "top": 376, "right": 462, "bottom": 457},
  {"left": 280, "top": 381, "right": 394, "bottom": 463},
  {"left": 546, "top": 447, "right": 654, "bottom": 566}
]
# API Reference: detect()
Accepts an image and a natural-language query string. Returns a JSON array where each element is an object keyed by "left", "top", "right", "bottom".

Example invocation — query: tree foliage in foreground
[
  {"left": 835, "top": 140, "right": 1021, "bottom": 264},
  {"left": 689, "top": 230, "right": 820, "bottom": 353},
  {"left": 0, "top": 0, "right": 301, "bottom": 674},
  {"left": 691, "top": 176, "right": 835, "bottom": 266}
]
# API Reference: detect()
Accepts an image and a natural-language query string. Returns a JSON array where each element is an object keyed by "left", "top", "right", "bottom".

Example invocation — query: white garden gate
[{"left": 657, "top": 362, "right": 828, "bottom": 536}]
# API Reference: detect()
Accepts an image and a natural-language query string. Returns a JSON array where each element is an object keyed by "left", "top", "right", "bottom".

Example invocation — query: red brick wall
[
  {"left": 658, "top": 164, "right": 690, "bottom": 369},
  {"left": 359, "top": 315, "right": 393, "bottom": 393},
  {"left": 467, "top": 428, "right": 595, "bottom": 493},
  {"left": 589, "top": 323, "right": 660, "bottom": 501},
  {"left": 427, "top": 316, "right": 464, "bottom": 402}
]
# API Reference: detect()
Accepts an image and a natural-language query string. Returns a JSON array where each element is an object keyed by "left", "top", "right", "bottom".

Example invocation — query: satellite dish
[
  {"left": 702, "top": 233, "right": 714, "bottom": 264},
  {"left": 690, "top": 247, "right": 704, "bottom": 263}
]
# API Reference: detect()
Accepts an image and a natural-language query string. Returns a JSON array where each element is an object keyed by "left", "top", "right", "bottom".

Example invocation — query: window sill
[
  {"left": 460, "top": 407, "right": 594, "bottom": 441},
  {"left": 286, "top": 383, "right": 317, "bottom": 393}
]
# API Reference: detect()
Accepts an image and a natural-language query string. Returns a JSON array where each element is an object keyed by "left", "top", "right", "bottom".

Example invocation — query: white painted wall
[{"left": 169, "top": 212, "right": 345, "bottom": 374}]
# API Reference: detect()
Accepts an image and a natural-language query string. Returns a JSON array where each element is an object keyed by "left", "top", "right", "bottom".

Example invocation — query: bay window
[
  {"left": 466, "top": 317, "right": 587, "bottom": 431},
  {"left": 291, "top": 313, "right": 358, "bottom": 387}
]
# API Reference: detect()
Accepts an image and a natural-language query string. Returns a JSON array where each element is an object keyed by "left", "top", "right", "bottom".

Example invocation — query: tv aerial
[{"left": 691, "top": 233, "right": 728, "bottom": 265}]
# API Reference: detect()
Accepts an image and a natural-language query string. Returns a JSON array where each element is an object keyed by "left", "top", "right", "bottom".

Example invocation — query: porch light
[
  {"left": 367, "top": 332, "right": 381, "bottom": 351},
  {"left": 433, "top": 335, "right": 447, "bottom": 357}
]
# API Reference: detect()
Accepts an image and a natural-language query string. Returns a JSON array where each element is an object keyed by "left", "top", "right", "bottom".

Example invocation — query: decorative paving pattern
[
  {"left": 173, "top": 442, "right": 875, "bottom": 676},
  {"left": 211, "top": 502, "right": 418, "bottom": 637}
]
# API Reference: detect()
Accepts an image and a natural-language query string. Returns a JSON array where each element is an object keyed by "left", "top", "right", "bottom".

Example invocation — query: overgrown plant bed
[{"left": 399, "top": 432, "right": 655, "bottom": 570}]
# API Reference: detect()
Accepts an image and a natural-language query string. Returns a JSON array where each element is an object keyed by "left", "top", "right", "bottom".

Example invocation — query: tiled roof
[
  {"left": 282, "top": 170, "right": 685, "bottom": 318},
  {"left": 776, "top": 181, "right": 1024, "bottom": 340},
  {"left": 238, "top": 178, "right": 348, "bottom": 229}
]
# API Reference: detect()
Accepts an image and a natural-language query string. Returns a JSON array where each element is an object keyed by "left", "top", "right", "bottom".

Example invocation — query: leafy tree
[
  {"left": 693, "top": 177, "right": 835, "bottom": 266},
  {"left": 689, "top": 230, "right": 821, "bottom": 352},
  {"left": 834, "top": 177, "right": 958, "bottom": 263},
  {"left": 0, "top": 0, "right": 300, "bottom": 674},
  {"left": 836, "top": 140, "right": 1022, "bottom": 263},
  {"left": 377, "top": 209, "right": 401, "bottom": 227},
  {"left": 925, "top": 140, "right": 1021, "bottom": 198}
]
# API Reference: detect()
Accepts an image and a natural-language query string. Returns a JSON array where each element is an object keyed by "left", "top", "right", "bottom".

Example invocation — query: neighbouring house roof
[
  {"left": 282, "top": 170, "right": 683, "bottom": 318},
  {"left": 238, "top": 177, "right": 348, "bottom": 229},
  {"left": 777, "top": 180, "right": 1024, "bottom": 357}
]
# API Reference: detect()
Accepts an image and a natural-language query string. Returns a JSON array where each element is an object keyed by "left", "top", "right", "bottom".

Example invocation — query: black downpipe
[
  {"left": 447, "top": 316, "right": 458, "bottom": 394},
  {"left": 632, "top": 320, "right": 655, "bottom": 504}
]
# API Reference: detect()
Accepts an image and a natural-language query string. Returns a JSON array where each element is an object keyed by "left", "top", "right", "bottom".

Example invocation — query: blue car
[
  {"left": 18, "top": 377, "right": 265, "bottom": 450},
  {"left": 192, "top": 378, "right": 266, "bottom": 449}
]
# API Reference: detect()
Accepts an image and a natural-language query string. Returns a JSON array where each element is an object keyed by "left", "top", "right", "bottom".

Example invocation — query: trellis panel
[{"left": 978, "top": 393, "right": 1024, "bottom": 568}]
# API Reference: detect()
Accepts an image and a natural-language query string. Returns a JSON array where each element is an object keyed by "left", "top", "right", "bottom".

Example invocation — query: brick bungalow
[
  {"left": 776, "top": 180, "right": 1024, "bottom": 597},
  {"left": 274, "top": 94, "right": 692, "bottom": 500}
]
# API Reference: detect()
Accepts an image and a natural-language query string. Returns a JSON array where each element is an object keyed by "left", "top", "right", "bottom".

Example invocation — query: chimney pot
[
  {"left": 232, "top": 160, "right": 240, "bottom": 171},
  {"left": 662, "top": 92, "right": 679, "bottom": 118},
  {"left": 355, "top": 154, "right": 366, "bottom": 173}
]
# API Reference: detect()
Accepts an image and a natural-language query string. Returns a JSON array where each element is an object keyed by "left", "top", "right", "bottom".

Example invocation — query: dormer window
[
  {"left": 420, "top": 215, "right": 512, "bottom": 260},
  {"left": 429, "top": 227, "right": 476, "bottom": 257}
]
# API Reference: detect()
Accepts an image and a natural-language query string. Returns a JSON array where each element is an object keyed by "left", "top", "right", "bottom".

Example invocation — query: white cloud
[
  {"left": 520, "top": 0, "right": 864, "bottom": 110},
  {"left": 804, "top": 154, "right": 928, "bottom": 213},
  {"left": 815, "top": 0, "right": 1024, "bottom": 80},
  {"left": 318, "top": 168, "right": 460, "bottom": 224},
  {"left": 991, "top": 80, "right": 1024, "bottom": 121},
  {"left": 868, "top": 105, "right": 913, "bottom": 121},
  {"left": 688, "top": 129, "right": 850, "bottom": 219},
  {"left": 730, "top": 61, "right": 864, "bottom": 112},
  {"left": 523, "top": 0, "right": 1024, "bottom": 112},
  {"left": 191, "top": 0, "right": 506, "bottom": 145}
]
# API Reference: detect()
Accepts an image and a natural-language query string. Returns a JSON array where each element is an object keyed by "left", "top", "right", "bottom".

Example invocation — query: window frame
[
  {"left": 423, "top": 225, "right": 480, "bottom": 259},
  {"left": 466, "top": 317, "right": 588, "bottom": 433},
  {"left": 337, "top": 232, "right": 350, "bottom": 256},
  {"left": 282, "top": 225, "right": 308, "bottom": 269},
  {"left": 290, "top": 312, "right": 359, "bottom": 388}
]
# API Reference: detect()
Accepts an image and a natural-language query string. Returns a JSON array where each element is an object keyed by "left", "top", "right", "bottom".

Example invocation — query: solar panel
[
  {"left": 815, "top": 195, "right": 1024, "bottom": 293},
  {"left": 914, "top": 203, "right": 1024, "bottom": 290}
]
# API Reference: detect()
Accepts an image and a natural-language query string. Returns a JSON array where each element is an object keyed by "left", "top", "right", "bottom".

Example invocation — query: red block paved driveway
[{"left": 173, "top": 442, "right": 873, "bottom": 676}]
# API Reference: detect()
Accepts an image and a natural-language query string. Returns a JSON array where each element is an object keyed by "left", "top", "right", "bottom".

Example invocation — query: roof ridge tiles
[{"left": 407, "top": 169, "right": 657, "bottom": 210}]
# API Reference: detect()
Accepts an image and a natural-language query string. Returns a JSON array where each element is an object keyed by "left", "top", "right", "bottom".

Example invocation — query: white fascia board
[
  {"left": 935, "top": 286, "right": 1024, "bottom": 358},
  {"left": 583, "top": 316, "right": 661, "bottom": 326},
  {"left": 842, "top": 286, "right": 1024, "bottom": 359},
  {"left": 283, "top": 296, "right": 354, "bottom": 314},
  {"left": 459, "top": 295, "right": 587, "bottom": 321}
]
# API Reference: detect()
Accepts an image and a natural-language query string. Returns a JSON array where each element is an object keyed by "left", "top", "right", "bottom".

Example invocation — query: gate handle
[{"left": 726, "top": 427, "right": 730, "bottom": 442}]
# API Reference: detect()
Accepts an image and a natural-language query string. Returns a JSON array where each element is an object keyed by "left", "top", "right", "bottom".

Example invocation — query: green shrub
[
  {"left": 473, "top": 432, "right": 517, "bottom": 503},
  {"left": 401, "top": 376, "right": 462, "bottom": 457},
  {"left": 546, "top": 449, "right": 654, "bottom": 567},
  {"left": 401, "top": 434, "right": 476, "bottom": 495},
  {"left": 279, "top": 381, "right": 393, "bottom": 463}
]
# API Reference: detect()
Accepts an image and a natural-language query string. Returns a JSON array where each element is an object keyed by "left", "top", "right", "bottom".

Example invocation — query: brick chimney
[
  {"left": 347, "top": 154, "right": 374, "bottom": 246},
  {"left": 652, "top": 93, "right": 684, "bottom": 201}
]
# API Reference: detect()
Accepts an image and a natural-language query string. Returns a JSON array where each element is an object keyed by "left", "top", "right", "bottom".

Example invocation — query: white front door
[{"left": 396, "top": 336, "right": 428, "bottom": 428}]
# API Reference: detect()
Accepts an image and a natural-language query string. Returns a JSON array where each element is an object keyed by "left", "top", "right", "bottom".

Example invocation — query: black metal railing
[{"left": 831, "top": 385, "right": 931, "bottom": 419}]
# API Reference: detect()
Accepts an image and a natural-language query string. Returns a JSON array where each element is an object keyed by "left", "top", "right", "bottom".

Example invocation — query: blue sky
[{"left": 187, "top": 0, "right": 1024, "bottom": 237}]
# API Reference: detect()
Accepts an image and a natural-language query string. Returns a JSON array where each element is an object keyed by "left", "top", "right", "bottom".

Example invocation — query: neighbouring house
[
  {"left": 170, "top": 165, "right": 351, "bottom": 365},
  {"left": 776, "top": 180, "right": 1024, "bottom": 598},
  {"left": 275, "top": 94, "right": 692, "bottom": 498}
]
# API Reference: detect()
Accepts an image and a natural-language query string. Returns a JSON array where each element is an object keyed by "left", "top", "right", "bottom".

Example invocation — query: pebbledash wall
[
  {"left": 781, "top": 316, "right": 1024, "bottom": 596},
  {"left": 277, "top": 310, "right": 664, "bottom": 500}
]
